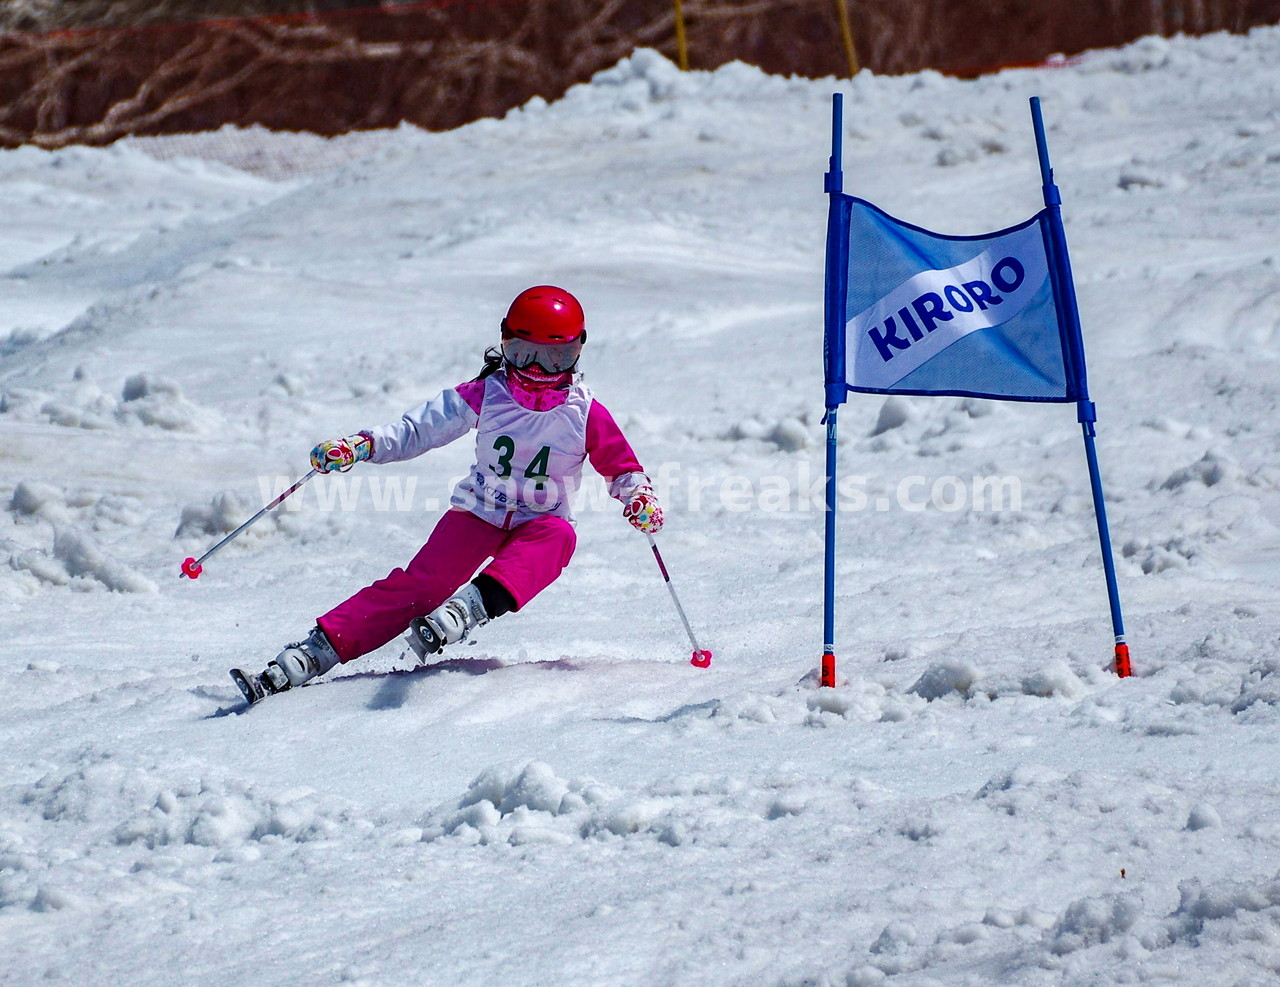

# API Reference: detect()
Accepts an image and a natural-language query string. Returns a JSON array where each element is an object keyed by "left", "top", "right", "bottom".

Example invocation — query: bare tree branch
[{"left": 1, "top": 0, "right": 1278, "bottom": 148}]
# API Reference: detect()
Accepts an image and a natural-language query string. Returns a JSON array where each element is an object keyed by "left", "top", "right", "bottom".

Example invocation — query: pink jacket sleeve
[{"left": 586, "top": 400, "right": 649, "bottom": 501}]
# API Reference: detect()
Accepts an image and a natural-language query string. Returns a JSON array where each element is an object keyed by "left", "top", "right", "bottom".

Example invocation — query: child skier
[{"left": 232, "top": 285, "right": 663, "bottom": 704}]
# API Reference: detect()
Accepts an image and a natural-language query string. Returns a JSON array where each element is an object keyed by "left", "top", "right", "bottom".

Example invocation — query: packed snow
[{"left": 3, "top": 27, "right": 1280, "bottom": 985}]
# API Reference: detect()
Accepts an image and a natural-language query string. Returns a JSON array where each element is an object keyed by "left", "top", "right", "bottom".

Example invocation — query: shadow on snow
[{"left": 204, "top": 654, "right": 595, "bottom": 717}]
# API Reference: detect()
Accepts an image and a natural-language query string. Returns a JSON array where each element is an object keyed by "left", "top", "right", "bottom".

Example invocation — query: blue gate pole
[
  {"left": 1029, "top": 97, "right": 1131, "bottom": 677},
  {"left": 822, "top": 407, "right": 838, "bottom": 687},
  {"left": 820, "top": 93, "right": 846, "bottom": 688}
]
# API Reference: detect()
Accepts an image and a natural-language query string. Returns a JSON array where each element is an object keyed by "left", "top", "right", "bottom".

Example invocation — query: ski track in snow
[{"left": 2, "top": 31, "right": 1280, "bottom": 986}]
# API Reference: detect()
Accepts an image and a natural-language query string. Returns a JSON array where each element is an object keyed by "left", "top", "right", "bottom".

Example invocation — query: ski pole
[
  {"left": 179, "top": 469, "right": 317, "bottom": 579},
  {"left": 646, "top": 533, "right": 713, "bottom": 668}
]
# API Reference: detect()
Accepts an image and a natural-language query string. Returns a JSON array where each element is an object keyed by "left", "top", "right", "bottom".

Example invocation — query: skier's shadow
[
  {"left": 206, "top": 656, "right": 586, "bottom": 717},
  {"left": 360, "top": 656, "right": 506, "bottom": 711}
]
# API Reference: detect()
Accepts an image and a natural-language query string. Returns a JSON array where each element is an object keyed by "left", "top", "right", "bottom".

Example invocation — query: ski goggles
[{"left": 500, "top": 333, "right": 583, "bottom": 373}]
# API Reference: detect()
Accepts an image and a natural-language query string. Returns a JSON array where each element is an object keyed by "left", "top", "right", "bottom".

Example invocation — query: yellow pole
[
  {"left": 833, "top": 0, "right": 860, "bottom": 77},
  {"left": 673, "top": 0, "right": 689, "bottom": 71}
]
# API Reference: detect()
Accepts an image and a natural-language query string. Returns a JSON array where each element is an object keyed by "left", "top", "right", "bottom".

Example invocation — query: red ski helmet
[{"left": 502, "top": 285, "right": 585, "bottom": 344}]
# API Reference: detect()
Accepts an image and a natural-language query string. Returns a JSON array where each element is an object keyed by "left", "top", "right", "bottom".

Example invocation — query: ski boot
[
  {"left": 407, "top": 582, "right": 490, "bottom": 661},
  {"left": 230, "top": 626, "right": 340, "bottom": 705}
]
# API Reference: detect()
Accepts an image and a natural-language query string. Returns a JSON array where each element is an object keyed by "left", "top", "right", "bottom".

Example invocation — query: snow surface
[{"left": 3, "top": 28, "right": 1280, "bottom": 986}]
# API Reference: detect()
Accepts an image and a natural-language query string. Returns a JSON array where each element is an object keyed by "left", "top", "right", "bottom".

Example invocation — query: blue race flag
[
  {"left": 826, "top": 195, "right": 1084, "bottom": 404},
  {"left": 819, "top": 94, "right": 1130, "bottom": 686}
]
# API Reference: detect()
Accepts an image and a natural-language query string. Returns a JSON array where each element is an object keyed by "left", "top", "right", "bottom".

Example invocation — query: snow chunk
[
  {"left": 426, "top": 762, "right": 839, "bottom": 850},
  {"left": 121, "top": 372, "right": 182, "bottom": 403},
  {"left": 3, "top": 369, "right": 211, "bottom": 432},
  {"left": 175, "top": 490, "right": 255, "bottom": 538},
  {"left": 1118, "top": 166, "right": 1186, "bottom": 192},
  {"left": 767, "top": 418, "right": 810, "bottom": 452},
  {"left": 436, "top": 762, "right": 607, "bottom": 845},
  {"left": 8, "top": 546, "right": 71, "bottom": 586},
  {"left": 724, "top": 415, "right": 812, "bottom": 451},
  {"left": 1186, "top": 803, "right": 1222, "bottom": 831},
  {"left": 9, "top": 526, "right": 155, "bottom": 592},
  {"left": 1231, "top": 656, "right": 1280, "bottom": 715},
  {"left": 8, "top": 480, "right": 69, "bottom": 523},
  {"left": 52, "top": 527, "right": 157, "bottom": 593},
  {"left": 715, "top": 691, "right": 808, "bottom": 725},
  {"left": 870, "top": 920, "right": 918, "bottom": 954},
  {"left": 866, "top": 921, "right": 921, "bottom": 975},
  {"left": 1160, "top": 451, "right": 1239, "bottom": 491},
  {"left": 185, "top": 795, "right": 260, "bottom": 847},
  {"left": 1108, "top": 35, "right": 1173, "bottom": 74},
  {"left": 1122, "top": 534, "right": 1202, "bottom": 574},
  {"left": 976, "top": 764, "right": 1069, "bottom": 816},
  {"left": 908, "top": 661, "right": 979, "bottom": 701},
  {"left": 871, "top": 396, "right": 913, "bottom": 436},
  {"left": 31, "top": 885, "right": 86, "bottom": 912},
  {"left": 593, "top": 797, "right": 674, "bottom": 838},
  {"left": 1162, "top": 450, "right": 1239, "bottom": 491},
  {"left": 0, "top": 386, "right": 47, "bottom": 417},
  {"left": 117, "top": 372, "right": 207, "bottom": 432},
  {"left": 116, "top": 778, "right": 356, "bottom": 848},
  {"left": 586, "top": 48, "right": 689, "bottom": 103},
  {"left": 1049, "top": 893, "right": 1142, "bottom": 954},
  {"left": 497, "top": 762, "right": 571, "bottom": 815},
  {"left": 23, "top": 758, "right": 167, "bottom": 825},
  {"left": 1158, "top": 875, "right": 1280, "bottom": 948},
  {"left": 19, "top": 754, "right": 362, "bottom": 854},
  {"left": 806, "top": 678, "right": 895, "bottom": 722},
  {"left": 39, "top": 381, "right": 116, "bottom": 429},
  {"left": 1020, "top": 661, "right": 1085, "bottom": 699},
  {"left": 456, "top": 765, "right": 515, "bottom": 811}
]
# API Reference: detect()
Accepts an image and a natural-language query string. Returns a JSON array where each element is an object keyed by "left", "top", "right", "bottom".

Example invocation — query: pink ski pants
[{"left": 316, "top": 509, "right": 576, "bottom": 662}]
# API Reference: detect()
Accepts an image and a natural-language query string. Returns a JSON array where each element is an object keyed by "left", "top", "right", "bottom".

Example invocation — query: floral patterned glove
[
  {"left": 623, "top": 486, "right": 664, "bottom": 534},
  {"left": 310, "top": 432, "right": 373, "bottom": 473}
]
